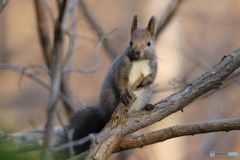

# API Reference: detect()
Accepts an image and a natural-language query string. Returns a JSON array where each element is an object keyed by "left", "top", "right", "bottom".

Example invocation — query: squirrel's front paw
[
  {"left": 144, "top": 104, "right": 157, "bottom": 111},
  {"left": 121, "top": 89, "right": 132, "bottom": 106}
]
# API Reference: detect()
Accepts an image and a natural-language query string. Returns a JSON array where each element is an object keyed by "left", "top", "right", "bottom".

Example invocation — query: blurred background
[{"left": 0, "top": 0, "right": 240, "bottom": 160}]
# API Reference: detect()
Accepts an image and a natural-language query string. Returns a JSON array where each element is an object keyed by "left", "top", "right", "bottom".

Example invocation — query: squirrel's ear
[
  {"left": 131, "top": 15, "right": 138, "bottom": 35},
  {"left": 147, "top": 16, "right": 156, "bottom": 38}
]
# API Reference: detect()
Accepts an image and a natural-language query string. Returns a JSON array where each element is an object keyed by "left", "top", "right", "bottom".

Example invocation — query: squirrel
[{"left": 55, "top": 15, "right": 158, "bottom": 159}]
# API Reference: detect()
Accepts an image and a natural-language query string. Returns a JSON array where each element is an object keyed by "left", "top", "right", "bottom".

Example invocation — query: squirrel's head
[{"left": 128, "top": 15, "right": 156, "bottom": 60}]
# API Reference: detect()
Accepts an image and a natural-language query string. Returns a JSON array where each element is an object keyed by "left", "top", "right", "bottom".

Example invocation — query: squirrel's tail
[
  {"left": 55, "top": 106, "right": 106, "bottom": 159},
  {"left": 69, "top": 106, "right": 106, "bottom": 148}
]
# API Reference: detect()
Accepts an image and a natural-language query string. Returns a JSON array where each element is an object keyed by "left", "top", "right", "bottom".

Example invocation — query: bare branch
[
  {"left": 1, "top": 117, "right": 240, "bottom": 157},
  {"left": 115, "top": 118, "right": 240, "bottom": 152},
  {"left": 155, "top": 0, "right": 183, "bottom": 40},
  {"left": 69, "top": 117, "right": 240, "bottom": 160},
  {"left": 63, "top": 31, "right": 96, "bottom": 42},
  {"left": 60, "top": 1, "right": 79, "bottom": 116},
  {"left": 77, "top": 96, "right": 87, "bottom": 108},
  {"left": 55, "top": 134, "right": 96, "bottom": 152},
  {"left": 39, "top": 0, "right": 56, "bottom": 23},
  {"left": 0, "top": 63, "right": 76, "bottom": 112},
  {"left": 22, "top": 64, "right": 50, "bottom": 75},
  {"left": 78, "top": 0, "right": 118, "bottom": 59},
  {"left": 0, "top": 63, "right": 49, "bottom": 88},
  {"left": 63, "top": 28, "right": 117, "bottom": 74},
  {"left": 35, "top": 0, "right": 79, "bottom": 116},
  {"left": 34, "top": 0, "right": 52, "bottom": 67},
  {"left": 64, "top": 5, "right": 77, "bottom": 66},
  {"left": 0, "top": 0, "right": 9, "bottom": 13},
  {"left": 42, "top": 0, "right": 68, "bottom": 159},
  {"left": 63, "top": 33, "right": 105, "bottom": 73}
]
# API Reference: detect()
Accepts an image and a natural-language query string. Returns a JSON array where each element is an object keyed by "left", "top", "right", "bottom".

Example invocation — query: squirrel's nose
[{"left": 135, "top": 50, "right": 141, "bottom": 55}]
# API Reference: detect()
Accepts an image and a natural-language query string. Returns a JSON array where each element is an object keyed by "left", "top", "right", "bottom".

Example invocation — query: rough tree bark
[{"left": 85, "top": 75, "right": 144, "bottom": 159}]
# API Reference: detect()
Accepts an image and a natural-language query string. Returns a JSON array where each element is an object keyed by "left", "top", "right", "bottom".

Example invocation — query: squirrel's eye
[
  {"left": 130, "top": 41, "right": 133, "bottom": 46},
  {"left": 147, "top": 41, "right": 151, "bottom": 46}
]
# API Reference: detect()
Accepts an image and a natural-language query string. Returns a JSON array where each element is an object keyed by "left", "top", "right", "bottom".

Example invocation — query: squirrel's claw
[
  {"left": 121, "top": 89, "right": 132, "bottom": 106},
  {"left": 144, "top": 104, "right": 157, "bottom": 111}
]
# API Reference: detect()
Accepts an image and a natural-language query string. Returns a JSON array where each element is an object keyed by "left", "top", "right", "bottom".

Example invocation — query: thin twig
[
  {"left": 23, "top": 64, "right": 50, "bottom": 74},
  {"left": 0, "top": 63, "right": 76, "bottom": 111},
  {"left": 77, "top": 96, "right": 87, "bottom": 108},
  {"left": 42, "top": 0, "right": 68, "bottom": 159},
  {"left": 34, "top": 0, "right": 52, "bottom": 67},
  {"left": 63, "top": 28, "right": 117, "bottom": 73},
  {"left": 54, "top": 134, "right": 97, "bottom": 152},
  {"left": 60, "top": 1, "right": 79, "bottom": 116},
  {"left": 78, "top": 0, "right": 118, "bottom": 59},
  {"left": 0, "top": 63, "right": 49, "bottom": 88},
  {"left": 63, "top": 31, "right": 96, "bottom": 42},
  {"left": 63, "top": 35, "right": 103, "bottom": 73},
  {"left": 155, "top": 0, "right": 183, "bottom": 40},
  {"left": 0, "top": 0, "right": 9, "bottom": 13},
  {"left": 40, "top": 0, "right": 56, "bottom": 23},
  {"left": 64, "top": 9, "right": 77, "bottom": 66}
]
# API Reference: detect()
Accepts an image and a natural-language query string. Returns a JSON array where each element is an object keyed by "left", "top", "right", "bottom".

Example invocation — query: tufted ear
[
  {"left": 131, "top": 15, "right": 138, "bottom": 35},
  {"left": 147, "top": 16, "right": 156, "bottom": 38}
]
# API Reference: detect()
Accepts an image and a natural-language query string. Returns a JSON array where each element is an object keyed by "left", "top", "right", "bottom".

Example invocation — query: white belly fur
[{"left": 128, "top": 60, "right": 151, "bottom": 115}]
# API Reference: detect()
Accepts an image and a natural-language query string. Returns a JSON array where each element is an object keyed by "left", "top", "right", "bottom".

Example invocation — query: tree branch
[
  {"left": 62, "top": 28, "right": 117, "bottom": 74},
  {"left": 115, "top": 117, "right": 240, "bottom": 152},
  {"left": 1, "top": 117, "right": 240, "bottom": 157},
  {"left": 60, "top": 0, "right": 79, "bottom": 116},
  {"left": 34, "top": 0, "right": 52, "bottom": 67},
  {"left": 0, "top": 63, "right": 77, "bottom": 112},
  {"left": 42, "top": 0, "right": 68, "bottom": 159},
  {"left": 35, "top": 0, "right": 78, "bottom": 116},
  {"left": 155, "top": 0, "right": 183, "bottom": 40},
  {"left": 85, "top": 75, "right": 144, "bottom": 159},
  {"left": 0, "top": 0, "right": 9, "bottom": 13},
  {"left": 78, "top": 0, "right": 118, "bottom": 59}
]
